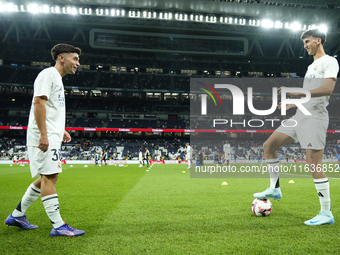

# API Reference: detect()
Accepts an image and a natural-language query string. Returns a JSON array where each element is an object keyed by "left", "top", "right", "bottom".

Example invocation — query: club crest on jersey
[
  {"left": 57, "top": 162, "right": 61, "bottom": 169},
  {"left": 314, "top": 65, "right": 318, "bottom": 71}
]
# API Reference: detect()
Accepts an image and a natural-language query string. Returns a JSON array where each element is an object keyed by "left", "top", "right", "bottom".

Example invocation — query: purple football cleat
[
  {"left": 4, "top": 213, "right": 38, "bottom": 230},
  {"left": 50, "top": 223, "right": 85, "bottom": 237}
]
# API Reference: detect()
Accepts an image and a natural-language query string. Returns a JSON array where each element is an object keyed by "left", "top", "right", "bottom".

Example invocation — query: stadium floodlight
[
  {"left": 69, "top": 7, "right": 77, "bottom": 15},
  {"left": 239, "top": 19, "right": 246, "bottom": 25},
  {"left": 175, "top": 13, "right": 187, "bottom": 21},
  {"left": 41, "top": 4, "right": 49, "bottom": 13},
  {"left": 51, "top": 6, "right": 60, "bottom": 13},
  {"left": 274, "top": 21, "right": 283, "bottom": 29},
  {"left": 4, "top": 3, "right": 17, "bottom": 12},
  {"left": 261, "top": 19, "right": 273, "bottom": 28},
  {"left": 96, "top": 8, "right": 103, "bottom": 15},
  {"left": 62, "top": 6, "right": 77, "bottom": 14},
  {"left": 0, "top": 3, "right": 5, "bottom": 12},
  {"left": 229, "top": 17, "right": 233, "bottom": 24},
  {"left": 205, "top": 15, "right": 216, "bottom": 23},
  {"left": 112, "top": 9, "right": 125, "bottom": 16},
  {"left": 318, "top": 24, "right": 328, "bottom": 33},
  {"left": 128, "top": 9, "right": 140, "bottom": 18},
  {"left": 290, "top": 22, "right": 301, "bottom": 31},
  {"left": 284, "top": 22, "right": 289, "bottom": 29},
  {"left": 27, "top": 3, "right": 39, "bottom": 14},
  {"left": 80, "top": 7, "right": 92, "bottom": 15},
  {"left": 160, "top": 11, "right": 172, "bottom": 20}
]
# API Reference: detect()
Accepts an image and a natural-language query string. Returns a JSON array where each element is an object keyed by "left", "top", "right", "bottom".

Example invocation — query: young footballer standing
[
  {"left": 5, "top": 44, "right": 85, "bottom": 236},
  {"left": 254, "top": 29, "right": 339, "bottom": 226}
]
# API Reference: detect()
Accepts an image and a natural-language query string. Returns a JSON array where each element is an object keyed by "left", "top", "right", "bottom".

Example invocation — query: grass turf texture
[{"left": 1, "top": 163, "right": 340, "bottom": 254}]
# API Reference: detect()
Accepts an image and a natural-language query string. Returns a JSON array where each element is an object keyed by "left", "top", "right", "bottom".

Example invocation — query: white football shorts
[
  {"left": 224, "top": 154, "right": 232, "bottom": 161},
  {"left": 28, "top": 146, "right": 63, "bottom": 178},
  {"left": 275, "top": 117, "right": 328, "bottom": 150}
]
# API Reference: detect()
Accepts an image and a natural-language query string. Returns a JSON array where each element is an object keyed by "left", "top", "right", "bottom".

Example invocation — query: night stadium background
[{"left": 1, "top": 1, "right": 340, "bottom": 253}]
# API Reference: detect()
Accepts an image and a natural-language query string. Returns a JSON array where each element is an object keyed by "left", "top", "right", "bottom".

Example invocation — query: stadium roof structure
[{"left": 0, "top": 0, "right": 340, "bottom": 58}]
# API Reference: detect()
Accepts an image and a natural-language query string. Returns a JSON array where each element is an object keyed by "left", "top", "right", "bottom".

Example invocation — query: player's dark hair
[
  {"left": 51, "top": 43, "right": 81, "bottom": 61},
  {"left": 301, "top": 29, "right": 327, "bottom": 45}
]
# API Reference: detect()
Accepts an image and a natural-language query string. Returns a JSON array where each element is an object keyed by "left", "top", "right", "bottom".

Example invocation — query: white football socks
[
  {"left": 12, "top": 183, "right": 41, "bottom": 217},
  {"left": 314, "top": 178, "right": 331, "bottom": 212},
  {"left": 42, "top": 194, "right": 64, "bottom": 229},
  {"left": 267, "top": 158, "right": 280, "bottom": 189}
]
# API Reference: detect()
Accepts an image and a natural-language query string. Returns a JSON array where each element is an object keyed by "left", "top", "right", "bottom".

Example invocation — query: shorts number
[{"left": 51, "top": 149, "right": 61, "bottom": 161}]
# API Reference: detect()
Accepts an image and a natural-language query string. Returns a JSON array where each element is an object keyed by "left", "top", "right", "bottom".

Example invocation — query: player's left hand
[{"left": 63, "top": 130, "right": 71, "bottom": 143}]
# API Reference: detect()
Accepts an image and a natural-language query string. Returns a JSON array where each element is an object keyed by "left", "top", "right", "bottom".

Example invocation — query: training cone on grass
[
  {"left": 182, "top": 171, "right": 186, "bottom": 173},
  {"left": 288, "top": 180, "right": 295, "bottom": 184},
  {"left": 222, "top": 181, "right": 228, "bottom": 185}
]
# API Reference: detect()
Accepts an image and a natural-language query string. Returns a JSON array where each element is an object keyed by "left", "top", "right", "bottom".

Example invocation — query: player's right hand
[{"left": 38, "top": 134, "right": 49, "bottom": 152}]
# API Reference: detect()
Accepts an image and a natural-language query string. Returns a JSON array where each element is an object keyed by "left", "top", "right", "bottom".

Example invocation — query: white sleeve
[
  {"left": 324, "top": 57, "right": 339, "bottom": 79},
  {"left": 33, "top": 70, "right": 52, "bottom": 100}
]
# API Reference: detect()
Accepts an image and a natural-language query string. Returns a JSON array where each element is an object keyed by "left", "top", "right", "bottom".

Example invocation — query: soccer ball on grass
[{"left": 252, "top": 198, "right": 272, "bottom": 217}]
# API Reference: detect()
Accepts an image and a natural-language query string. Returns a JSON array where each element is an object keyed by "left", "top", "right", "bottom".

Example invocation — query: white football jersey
[
  {"left": 223, "top": 143, "right": 231, "bottom": 154},
  {"left": 295, "top": 55, "right": 339, "bottom": 120},
  {"left": 27, "top": 67, "right": 65, "bottom": 146},
  {"left": 186, "top": 145, "right": 191, "bottom": 159},
  {"left": 139, "top": 151, "right": 143, "bottom": 161},
  {"left": 186, "top": 145, "right": 191, "bottom": 154}
]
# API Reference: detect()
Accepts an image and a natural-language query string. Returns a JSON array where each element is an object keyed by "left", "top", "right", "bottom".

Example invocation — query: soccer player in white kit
[
  {"left": 254, "top": 29, "right": 339, "bottom": 226},
  {"left": 223, "top": 140, "right": 231, "bottom": 168},
  {"left": 139, "top": 149, "right": 143, "bottom": 167},
  {"left": 4, "top": 44, "right": 85, "bottom": 236},
  {"left": 186, "top": 143, "right": 192, "bottom": 169},
  {"left": 12, "top": 155, "right": 18, "bottom": 164}
]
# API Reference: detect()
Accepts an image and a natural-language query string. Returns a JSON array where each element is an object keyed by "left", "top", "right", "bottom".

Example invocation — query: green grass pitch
[{"left": 1, "top": 162, "right": 340, "bottom": 254}]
